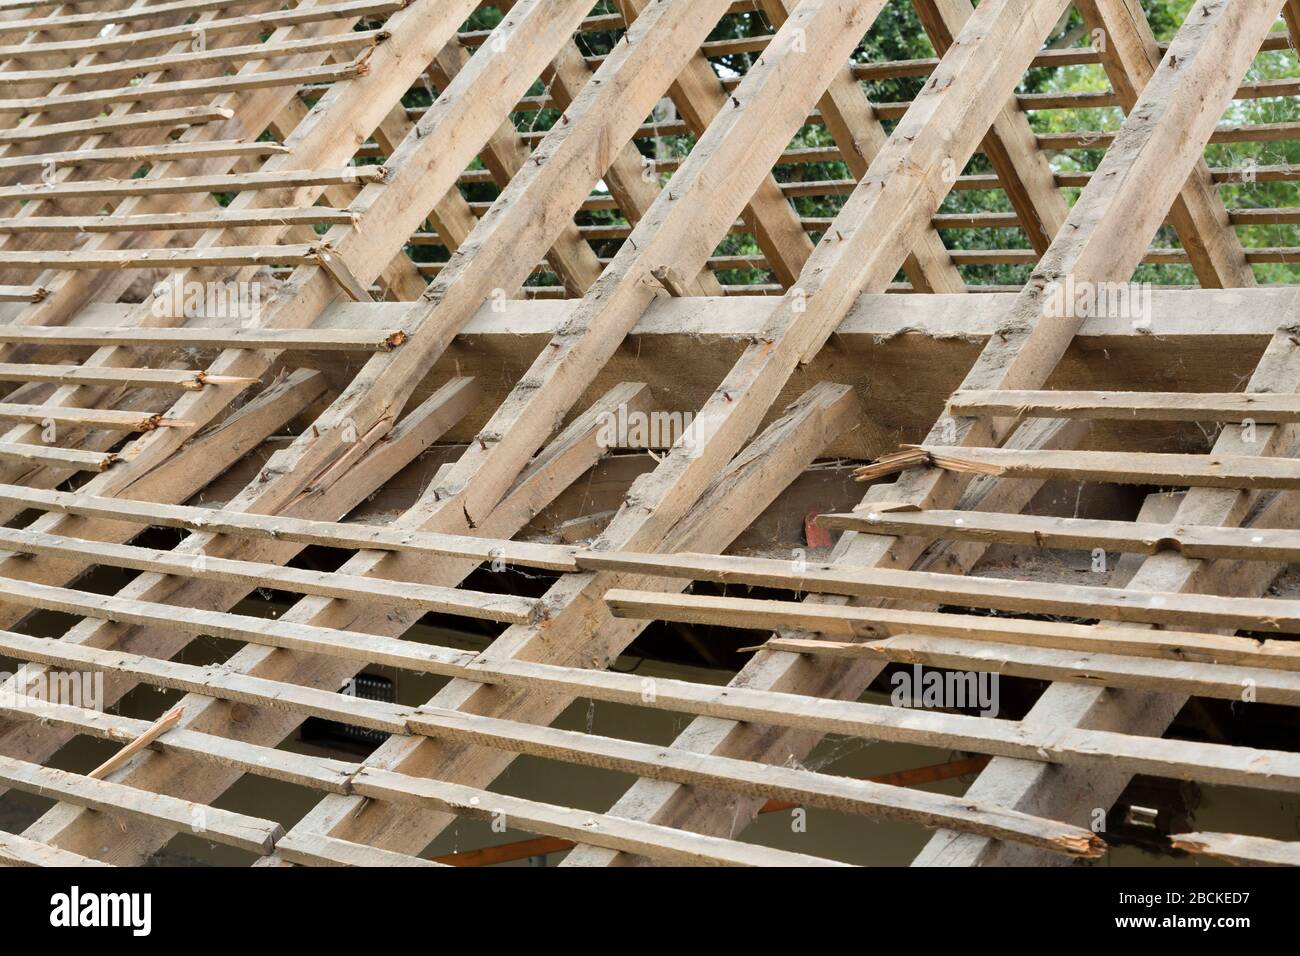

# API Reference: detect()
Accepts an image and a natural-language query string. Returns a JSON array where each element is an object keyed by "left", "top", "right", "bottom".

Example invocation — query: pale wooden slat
[
  {"left": 0, "top": 755, "right": 282, "bottom": 855},
  {"left": 1171, "top": 831, "right": 1300, "bottom": 866},
  {"left": 0, "top": 326, "right": 404, "bottom": 351}
]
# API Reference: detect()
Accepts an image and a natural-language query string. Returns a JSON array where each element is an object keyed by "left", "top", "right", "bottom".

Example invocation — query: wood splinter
[
  {"left": 88, "top": 706, "right": 184, "bottom": 780},
  {"left": 853, "top": 445, "right": 1003, "bottom": 482},
  {"left": 650, "top": 265, "right": 691, "bottom": 297},
  {"left": 194, "top": 372, "right": 261, "bottom": 389}
]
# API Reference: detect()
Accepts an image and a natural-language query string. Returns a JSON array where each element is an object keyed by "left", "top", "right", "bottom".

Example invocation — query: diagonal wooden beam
[
  {"left": 617, "top": 0, "right": 815, "bottom": 288},
  {"left": 1076, "top": 0, "right": 1256, "bottom": 288},
  {"left": 537, "top": 13, "right": 723, "bottom": 295},
  {"left": 758, "top": 0, "right": 964, "bottom": 292},
  {"left": 0, "top": 379, "right": 480, "bottom": 770},
  {"left": 2, "top": 2, "right": 376, "bottom": 317},
  {"left": 425, "top": 39, "right": 608, "bottom": 296},
  {"left": 301, "top": 0, "right": 1069, "bottom": 861},
  {"left": 0, "top": 0, "right": 596, "bottom": 556},
  {"left": 1283, "top": 0, "right": 1300, "bottom": 51},
  {"left": 9, "top": 384, "right": 649, "bottom": 860},
  {"left": 911, "top": 0, "right": 1068, "bottom": 255},
  {"left": 0, "top": 0, "right": 491, "bottom": 489},
  {"left": 281, "top": 0, "right": 886, "bottom": 577},
  {"left": 560, "top": 0, "right": 1284, "bottom": 865},
  {"left": 269, "top": 382, "right": 859, "bottom": 857},
  {"left": 915, "top": 325, "right": 1300, "bottom": 866},
  {"left": 165, "top": 0, "right": 740, "bottom": 537}
]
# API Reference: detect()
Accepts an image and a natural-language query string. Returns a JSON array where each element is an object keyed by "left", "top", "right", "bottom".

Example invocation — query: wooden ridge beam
[{"left": 128, "top": 285, "right": 1284, "bottom": 345}]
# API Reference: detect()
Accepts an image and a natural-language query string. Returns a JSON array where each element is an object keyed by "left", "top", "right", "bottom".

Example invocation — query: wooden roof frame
[{"left": 0, "top": 0, "right": 1298, "bottom": 869}]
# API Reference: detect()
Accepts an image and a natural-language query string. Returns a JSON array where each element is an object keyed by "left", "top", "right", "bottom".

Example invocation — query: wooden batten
[{"left": 2, "top": 0, "right": 1298, "bottom": 872}]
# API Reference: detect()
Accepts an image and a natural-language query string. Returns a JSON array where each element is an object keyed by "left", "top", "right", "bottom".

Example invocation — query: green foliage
[{"left": 434, "top": 2, "right": 1299, "bottom": 289}]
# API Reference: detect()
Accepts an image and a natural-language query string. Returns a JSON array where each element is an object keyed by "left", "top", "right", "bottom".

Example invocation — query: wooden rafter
[{"left": 3, "top": 0, "right": 1300, "bottom": 872}]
